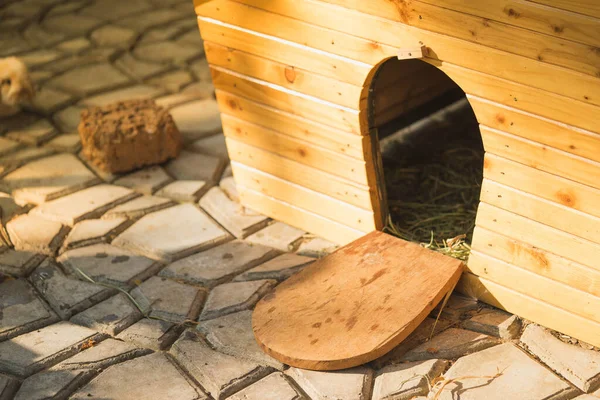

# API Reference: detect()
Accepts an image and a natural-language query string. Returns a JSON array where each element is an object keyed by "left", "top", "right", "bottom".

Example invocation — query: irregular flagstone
[
  {"left": 246, "top": 222, "right": 306, "bottom": 252},
  {"left": 5, "top": 119, "right": 56, "bottom": 145},
  {"left": 373, "top": 360, "right": 448, "bottom": 400},
  {"left": 48, "top": 0, "right": 90, "bottom": 16},
  {"left": 401, "top": 328, "right": 500, "bottom": 362},
  {"left": 181, "top": 81, "right": 215, "bottom": 99},
  {"left": 189, "top": 133, "right": 228, "bottom": 158},
  {"left": 133, "top": 40, "right": 203, "bottom": 64},
  {"left": 47, "top": 63, "right": 130, "bottom": 97},
  {"left": 176, "top": 29, "right": 204, "bottom": 47},
  {"left": 154, "top": 91, "right": 205, "bottom": 109},
  {"left": 229, "top": 372, "right": 306, "bottom": 400},
  {"left": 0, "top": 153, "right": 100, "bottom": 205},
  {"left": 169, "top": 99, "right": 222, "bottom": 142},
  {"left": 70, "top": 293, "right": 142, "bottom": 336},
  {"left": 140, "top": 25, "right": 186, "bottom": 44},
  {"left": 222, "top": 164, "right": 233, "bottom": 178},
  {"left": 189, "top": 57, "right": 211, "bottom": 81},
  {"left": 0, "top": 279, "right": 58, "bottom": 341},
  {"left": 159, "top": 239, "right": 279, "bottom": 287},
  {"left": 90, "top": 24, "right": 137, "bottom": 48},
  {"left": 115, "top": 53, "right": 172, "bottom": 81},
  {"left": 101, "top": 195, "right": 176, "bottom": 220},
  {"left": 53, "top": 105, "right": 85, "bottom": 133},
  {"left": 0, "top": 147, "right": 55, "bottom": 171},
  {"left": 80, "top": 0, "right": 151, "bottom": 20},
  {"left": 30, "top": 184, "right": 138, "bottom": 226},
  {"left": 81, "top": 85, "right": 166, "bottom": 107},
  {"left": 58, "top": 244, "right": 161, "bottom": 289},
  {"left": 0, "top": 249, "right": 46, "bottom": 277},
  {"left": 115, "top": 9, "right": 184, "bottom": 32},
  {"left": 155, "top": 180, "right": 208, "bottom": 202},
  {"left": 0, "top": 193, "right": 29, "bottom": 224},
  {"left": 431, "top": 294, "right": 480, "bottom": 322},
  {"left": 573, "top": 396, "right": 599, "bottom": 400},
  {"left": 200, "top": 187, "right": 269, "bottom": 239},
  {"left": 19, "top": 49, "right": 64, "bottom": 68},
  {"left": 6, "top": 214, "right": 69, "bottom": 256},
  {"left": 30, "top": 261, "right": 115, "bottom": 319},
  {"left": 112, "top": 203, "right": 231, "bottom": 262},
  {"left": 61, "top": 218, "right": 129, "bottom": 252},
  {"left": 44, "top": 133, "right": 82, "bottom": 153},
  {"left": 78, "top": 151, "right": 122, "bottom": 182},
  {"left": 29, "top": 86, "right": 74, "bottom": 115},
  {"left": 296, "top": 237, "right": 339, "bottom": 258},
  {"left": 0, "top": 373, "right": 19, "bottom": 399},
  {"left": 131, "top": 276, "right": 206, "bottom": 323},
  {"left": 113, "top": 166, "right": 172, "bottom": 195},
  {"left": 55, "top": 37, "right": 92, "bottom": 53},
  {"left": 521, "top": 324, "right": 600, "bottom": 392},
  {"left": 200, "top": 279, "right": 276, "bottom": 321},
  {"left": 234, "top": 253, "right": 314, "bottom": 282},
  {"left": 198, "top": 311, "right": 284, "bottom": 370},
  {"left": 0, "top": 112, "right": 39, "bottom": 137},
  {"left": 464, "top": 309, "right": 521, "bottom": 340},
  {"left": 71, "top": 353, "right": 206, "bottom": 400},
  {"left": 0, "top": 321, "right": 106, "bottom": 378},
  {"left": 165, "top": 150, "right": 226, "bottom": 182},
  {"left": 116, "top": 318, "right": 182, "bottom": 351},
  {"left": 148, "top": 70, "right": 194, "bottom": 93},
  {"left": 219, "top": 176, "right": 239, "bottom": 202},
  {"left": 433, "top": 343, "right": 579, "bottom": 400},
  {"left": 286, "top": 366, "right": 374, "bottom": 400},
  {"left": 42, "top": 13, "right": 102, "bottom": 36},
  {"left": 0, "top": 137, "right": 23, "bottom": 157},
  {"left": 52, "top": 338, "right": 151, "bottom": 371},
  {"left": 23, "top": 24, "right": 66, "bottom": 48},
  {"left": 171, "top": 329, "right": 271, "bottom": 400},
  {"left": 14, "top": 369, "right": 97, "bottom": 400}
]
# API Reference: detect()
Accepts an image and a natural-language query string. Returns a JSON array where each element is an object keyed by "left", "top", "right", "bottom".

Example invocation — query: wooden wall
[{"left": 194, "top": 0, "right": 600, "bottom": 347}]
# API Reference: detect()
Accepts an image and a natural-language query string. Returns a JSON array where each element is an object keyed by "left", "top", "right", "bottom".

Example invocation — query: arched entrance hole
[{"left": 366, "top": 58, "right": 484, "bottom": 260}]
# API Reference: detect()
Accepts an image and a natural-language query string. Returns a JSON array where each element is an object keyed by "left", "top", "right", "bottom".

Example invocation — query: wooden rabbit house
[{"left": 193, "top": 0, "right": 600, "bottom": 347}]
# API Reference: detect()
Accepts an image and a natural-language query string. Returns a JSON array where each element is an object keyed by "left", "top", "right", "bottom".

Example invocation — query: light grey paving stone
[
  {"left": 60, "top": 217, "right": 130, "bottom": 252},
  {"left": 246, "top": 222, "right": 306, "bottom": 252},
  {"left": 81, "top": 85, "right": 167, "bottom": 107},
  {"left": 23, "top": 23, "right": 66, "bottom": 48},
  {"left": 53, "top": 105, "right": 85, "bottom": 133},
  {"left": 200, "top": 187, "right": 269, "bottom": 239},
  {"left": 14, "top": 369, "right": 97, "bottom": 400},
  {"left": 133, "top": 40, "right": 202, "bottom": 65},
  {"left": 573, "top": 396, "right": 599, "bottom": 400},
  {"left": 432, "top": 343, "right": 579, "bottom": 400},
  {"left": 112, "top": 203, "right": 231, "bottom": 262},
  {"left": 296, "top": 237, "right": 339, "bottom": 258},
  {"left": 30, "top": 261, "right": 115, "bottom": 319},
  {"left": 402, "top": 328, "right": 499, "bottom": 362},
  {"left": 0, "top": 147, "right": 55, "bottom": 171},
  {"left": 0, "top": 278, "right": 58, "bottom": 341},
  {"left": 90, "top": 24, "right": 137, "bottom": 48},
  {"left": 71, "top": 353, "right": 206, "bottom": 400},
  {"left": 0, "top": 153, "right": 99, "bottom": 205},
  {"left": 176, "top": 29, "right": 204, "bottom": 47},
  {"left": 181, "top": 80, "right": 215, "bottom": 99},
  {"left": 113, "top": 166, "right": 172, "bottom": 195},
  {"left": 70, "top": 293, "right": 142, "bottom": 336},
  {"left": 115, "top": 53, "right": 172, "bottom": 81},
  {"left": 200, "top": 279, "right": 276, "bottom": 321},
  {"left": 286, "top": 366, "right": 374, "bottom": 400},
  {"left": 0, "top": 249, "right": 46, "bottom": 277},
  {"left": 159, "top": 239, "right": 279, "bottom": 287},
  {"left": 0, "top": 193, "right": 28, "bottom": 223},
  {"left": 229, "top": 372, "right": 306, "bottom": 400},
  {"left": 48, "top": 0, "right": 89, "bottom": 16},
  {"left": 77, "top": 150, "right": 122, "bottom": 183},
  {"left": 166, "top": 150, "right": 226, "bottom": 182},
  {"left": 43, "top": 48, "right": 120, "bottom": 75},
  {"left": 30, "top": 70, "right": 56, "bottom": 85},
  {"left": 464, "top": 309, "right": 521, "bottom": 340},
  {"left": 140, "top": 24, "right": 186, "bottom": 44},
  {"left": 28, "top": 86, "right": 74, "bottom": 115},
  {"left": 521, "top": 324, "right": 600, "bottom": 392},
  {"left": 0, "top": 137, "right": 22, "bottom": 157},
  {"left": 155, "top": 180, "right": 208, "bottom": 203},
  {"left": 0, "top": 373, "right": 19, "bottom": 399},
  {"left": 171, "top": 329, "right": 271, "bottom": 400},
  {"left": 115, "top": 9, "right": 184, "bottom": 32},
  {"left": 131, "top": 276, "right": 206, "bottom": 323},
  {"left": 6, "top": 214, "right": 69, "bottom": 256},
  {"left": 44, "top": 133, "right": 82, "bottom": 153},
  {"left": 116, "top": 317, "right": 181, "bottom": 351},
  {"left": 169, "top": 99, "right": 223, "bottom": 142},
  {"left": 198, "top": 311, "right": 283, "bottom": 370},
  {"left": 47, "top": 63, "right": 130, "bottom": 97},
  {"left": 51, "top": 338, "right": 150, "bottom": 371},
  {"left": 30, "top": 184, "right": 138, "bottom": 226},
  {"left": 148, "top": 70, "right": 194, "bottom": 93},
  {"left": 80, "top": 0, "right": 151, "bottom": 20},
  {"left": 154, "top": 91, "right": 204, "bottom": 109},
  {"left": 55, "top": 37, "right": 92, "bottom": 53},
  {"left": 0, "top": 321, "right": 106, "bottom": 378},
  {"left": 101, "top": 195, "right": 176, "bottom": 220},
  {"left": 42, "top": 13, "right": 102, "bottom": 36},
  {"left": 5, "top": 119, "right": 57, "bottom": 145},
  {"left": 373, "top": 360, "right": 448, "bottom": 400},
  {"left": 19, "top": 49, "right": 64, "bottom": 68},
  {"left": 219, "top": 176, "right": 239, "bottom": 202},
  {"left": 234, "top": 253, "right": 314, "bottom": 282},
  {"left": 431, "top": 293, "right": 480, "bottom": 321},
  {"left": 58, "top": 244, "right": 161, "bottom": 289}
]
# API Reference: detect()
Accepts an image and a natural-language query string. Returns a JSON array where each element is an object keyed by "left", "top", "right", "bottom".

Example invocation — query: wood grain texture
[
  {"left": 252, "top": 230, "right": 464, "bottom": 370},
  {"left": 529, "top": 0, "right": 600, "bottom": 19}
]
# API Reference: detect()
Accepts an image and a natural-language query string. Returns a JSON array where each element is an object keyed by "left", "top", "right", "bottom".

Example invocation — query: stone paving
[{"left": 1, "top": 0, "right": 600, "bottom": 399}]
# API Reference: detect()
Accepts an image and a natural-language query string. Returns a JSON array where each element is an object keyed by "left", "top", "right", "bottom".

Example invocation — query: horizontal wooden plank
[
  {"left": 210, "top": 67, "right": 362, "bottom": 134},
  {"left": 221, "top": 114, "right": 369, "bottom": 184},
  {"left": 475, "top": 202, "right": 600, "bottom": 271},
  {"left": 197, "top": 19, "right": 370, "bottom": 86},
  {"left": 203, "top": 0, "right": 600, "bottom": 106},
  {"left": 231, "top": 161, "right": 377, "bottom": 232},
  {"left": 457, "top": 272, "right": 600, "bottom": 348},
  {"left": 480, "top": 179, "right": 600, "bottom": 244},
  {"left": 225, "top": 137, "right": 374, "bottom": 209},
  {"left": 468, "top": 250, "right": 600, "bottom": 323},
  {"left": 237, "top": 184, "right": 365, "bottom": 245},
  {"left": 481, "top": 125, "right": 600, "bottom": 190},
  {"left": 318, "top": 0, "right": 600, "bottom": 75},
  {"left": 530, "top": 0, "right": 600, "bottom": 19},
  {"left": 483, "top": 153, "right": 600, "bottom": 219},
  {"left": 469, "top": 95, "right": 600, "bottom": 163},
  {"left": 472, "top": 227, "right": 600, "bottom": 297},
  {"left": 215, "top": 90, "right": 365, "bottom": 159},
  {"left": 204, "top": 41, "right": 362, "bottom": 109}
]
